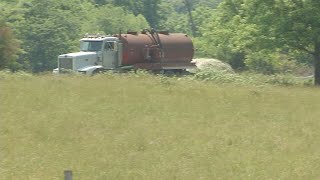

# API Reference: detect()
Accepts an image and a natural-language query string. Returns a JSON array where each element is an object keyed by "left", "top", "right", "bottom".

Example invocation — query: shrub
[
  {"left": 0, "top": 70, "right": 33, "bottom": 80},
  {"left": 245, "top": 51, "right": 278, "bottom": 74}
]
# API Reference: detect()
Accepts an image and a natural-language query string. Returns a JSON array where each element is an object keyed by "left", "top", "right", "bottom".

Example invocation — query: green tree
[
  {"left": 158, "top": 0, "right": 220, "bottom": 35},
  {"left": 14, "top": 0, "right": 84, "bottom": 72},
  {"left": 234, "top": 0, "right": 320, "bottom": 84},
  {"left": 198, "top": 1, "right": 248, "bottom": 69},
  {"left": 182, "top": 0, "right": 221, "bottom": 37},
  {"left": 132, "top": 0, "right": 162, "bottom": 28},
  {"left": 84, "top": 4, "right": 149, "bottom": 35},
  {"left": 184, "top": 0, "right": 197, "bottom": 36},
  {"left": 0, "top": 20, "right": 21, "bottom": 70},
  {"left": 102, "top": 0, "right": 162, "bottom": 28},
  {"left": 273, "top": 0, "right": 320, "bottom": 85},
  {"left": 198, "top": 0, "right": 320, "bottom": 80}
]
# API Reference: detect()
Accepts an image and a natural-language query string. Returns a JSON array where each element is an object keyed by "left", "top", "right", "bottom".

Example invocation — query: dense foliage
[
  {"left": 0, "top": 0, "right": 319, "bottom": 84},
  {"left": 0, "top": 20, "right": 21, "bottom": 71},
  {"left": 197, "top": 0, "right": 318, "bottom": 83}
]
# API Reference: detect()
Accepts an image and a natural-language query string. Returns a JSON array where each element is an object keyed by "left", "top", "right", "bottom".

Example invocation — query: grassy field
[{"left": 1, "top": 72, "right": 320, "bottom": 179}]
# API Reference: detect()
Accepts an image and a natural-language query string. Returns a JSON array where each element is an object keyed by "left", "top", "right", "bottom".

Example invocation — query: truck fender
[{"left": 78, "top": 65, "right": 104, "bottom": 75}]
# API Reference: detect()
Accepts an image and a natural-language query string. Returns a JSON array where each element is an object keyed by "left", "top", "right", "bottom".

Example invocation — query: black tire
[{"left": 92, "top": 68, "right": 104, "bottom": 75}]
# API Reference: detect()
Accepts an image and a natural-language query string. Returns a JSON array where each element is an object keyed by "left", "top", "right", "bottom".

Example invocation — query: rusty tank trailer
[{"left": 119, "top": 29, "right": 194, "bottom": 66}]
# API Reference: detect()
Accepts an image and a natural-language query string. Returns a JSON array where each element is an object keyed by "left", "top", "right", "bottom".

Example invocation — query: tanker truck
[{"left": 53, "top": 29, "right": 195, "bottom": 75}]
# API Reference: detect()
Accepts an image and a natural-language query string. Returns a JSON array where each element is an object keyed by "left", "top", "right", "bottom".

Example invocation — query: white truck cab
[{"left": 53, "top": 35, "right": 122, "bottom": 75}]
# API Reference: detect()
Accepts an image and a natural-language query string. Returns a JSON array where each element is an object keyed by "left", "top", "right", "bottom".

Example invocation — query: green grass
[{"left": 1, "top": 73, "right": 320, "bottom": 179}]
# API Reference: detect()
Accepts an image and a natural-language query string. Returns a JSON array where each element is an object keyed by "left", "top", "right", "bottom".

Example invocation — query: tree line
[{"left": 1, "top": 0, "right": 320, "bottom": 84}]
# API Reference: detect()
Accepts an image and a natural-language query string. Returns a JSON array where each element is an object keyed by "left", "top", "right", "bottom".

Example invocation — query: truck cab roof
[{"left": 80, "top": 35, "right": 118, "bottom": 41}]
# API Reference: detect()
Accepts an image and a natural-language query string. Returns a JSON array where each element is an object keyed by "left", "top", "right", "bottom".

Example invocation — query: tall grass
[{"left": 1, "top": 72, "right": 320, "bottom": 179}]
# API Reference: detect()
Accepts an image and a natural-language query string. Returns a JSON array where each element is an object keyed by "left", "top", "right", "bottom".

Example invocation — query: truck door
[{"left": 102, "top": 41, "right": 118, "bottom": 69}]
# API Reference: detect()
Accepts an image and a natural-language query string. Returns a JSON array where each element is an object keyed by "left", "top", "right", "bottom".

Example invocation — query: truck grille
[{"left": 59, "top": 58, "right": 73, "bottom": 69}]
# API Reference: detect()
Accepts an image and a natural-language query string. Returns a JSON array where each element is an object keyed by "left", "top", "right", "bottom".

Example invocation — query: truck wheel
[
  {"left": 92, "top": 69, "right": 103, "bottom": 75},
  {"left": 164, "top": 70, "right": 175, "bottom": 76},
  {"left": 174, "top": 69, "right": 183, "bottom": 76}
]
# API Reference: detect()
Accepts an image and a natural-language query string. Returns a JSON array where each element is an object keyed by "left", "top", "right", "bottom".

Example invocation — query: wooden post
[{"left": 64, "top": 170, "right": 73, "bottom": 180}]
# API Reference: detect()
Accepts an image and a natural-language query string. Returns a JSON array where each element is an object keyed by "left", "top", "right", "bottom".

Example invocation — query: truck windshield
[{"left": 80, "top": 41, "right": 103, "bottom": 52}]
